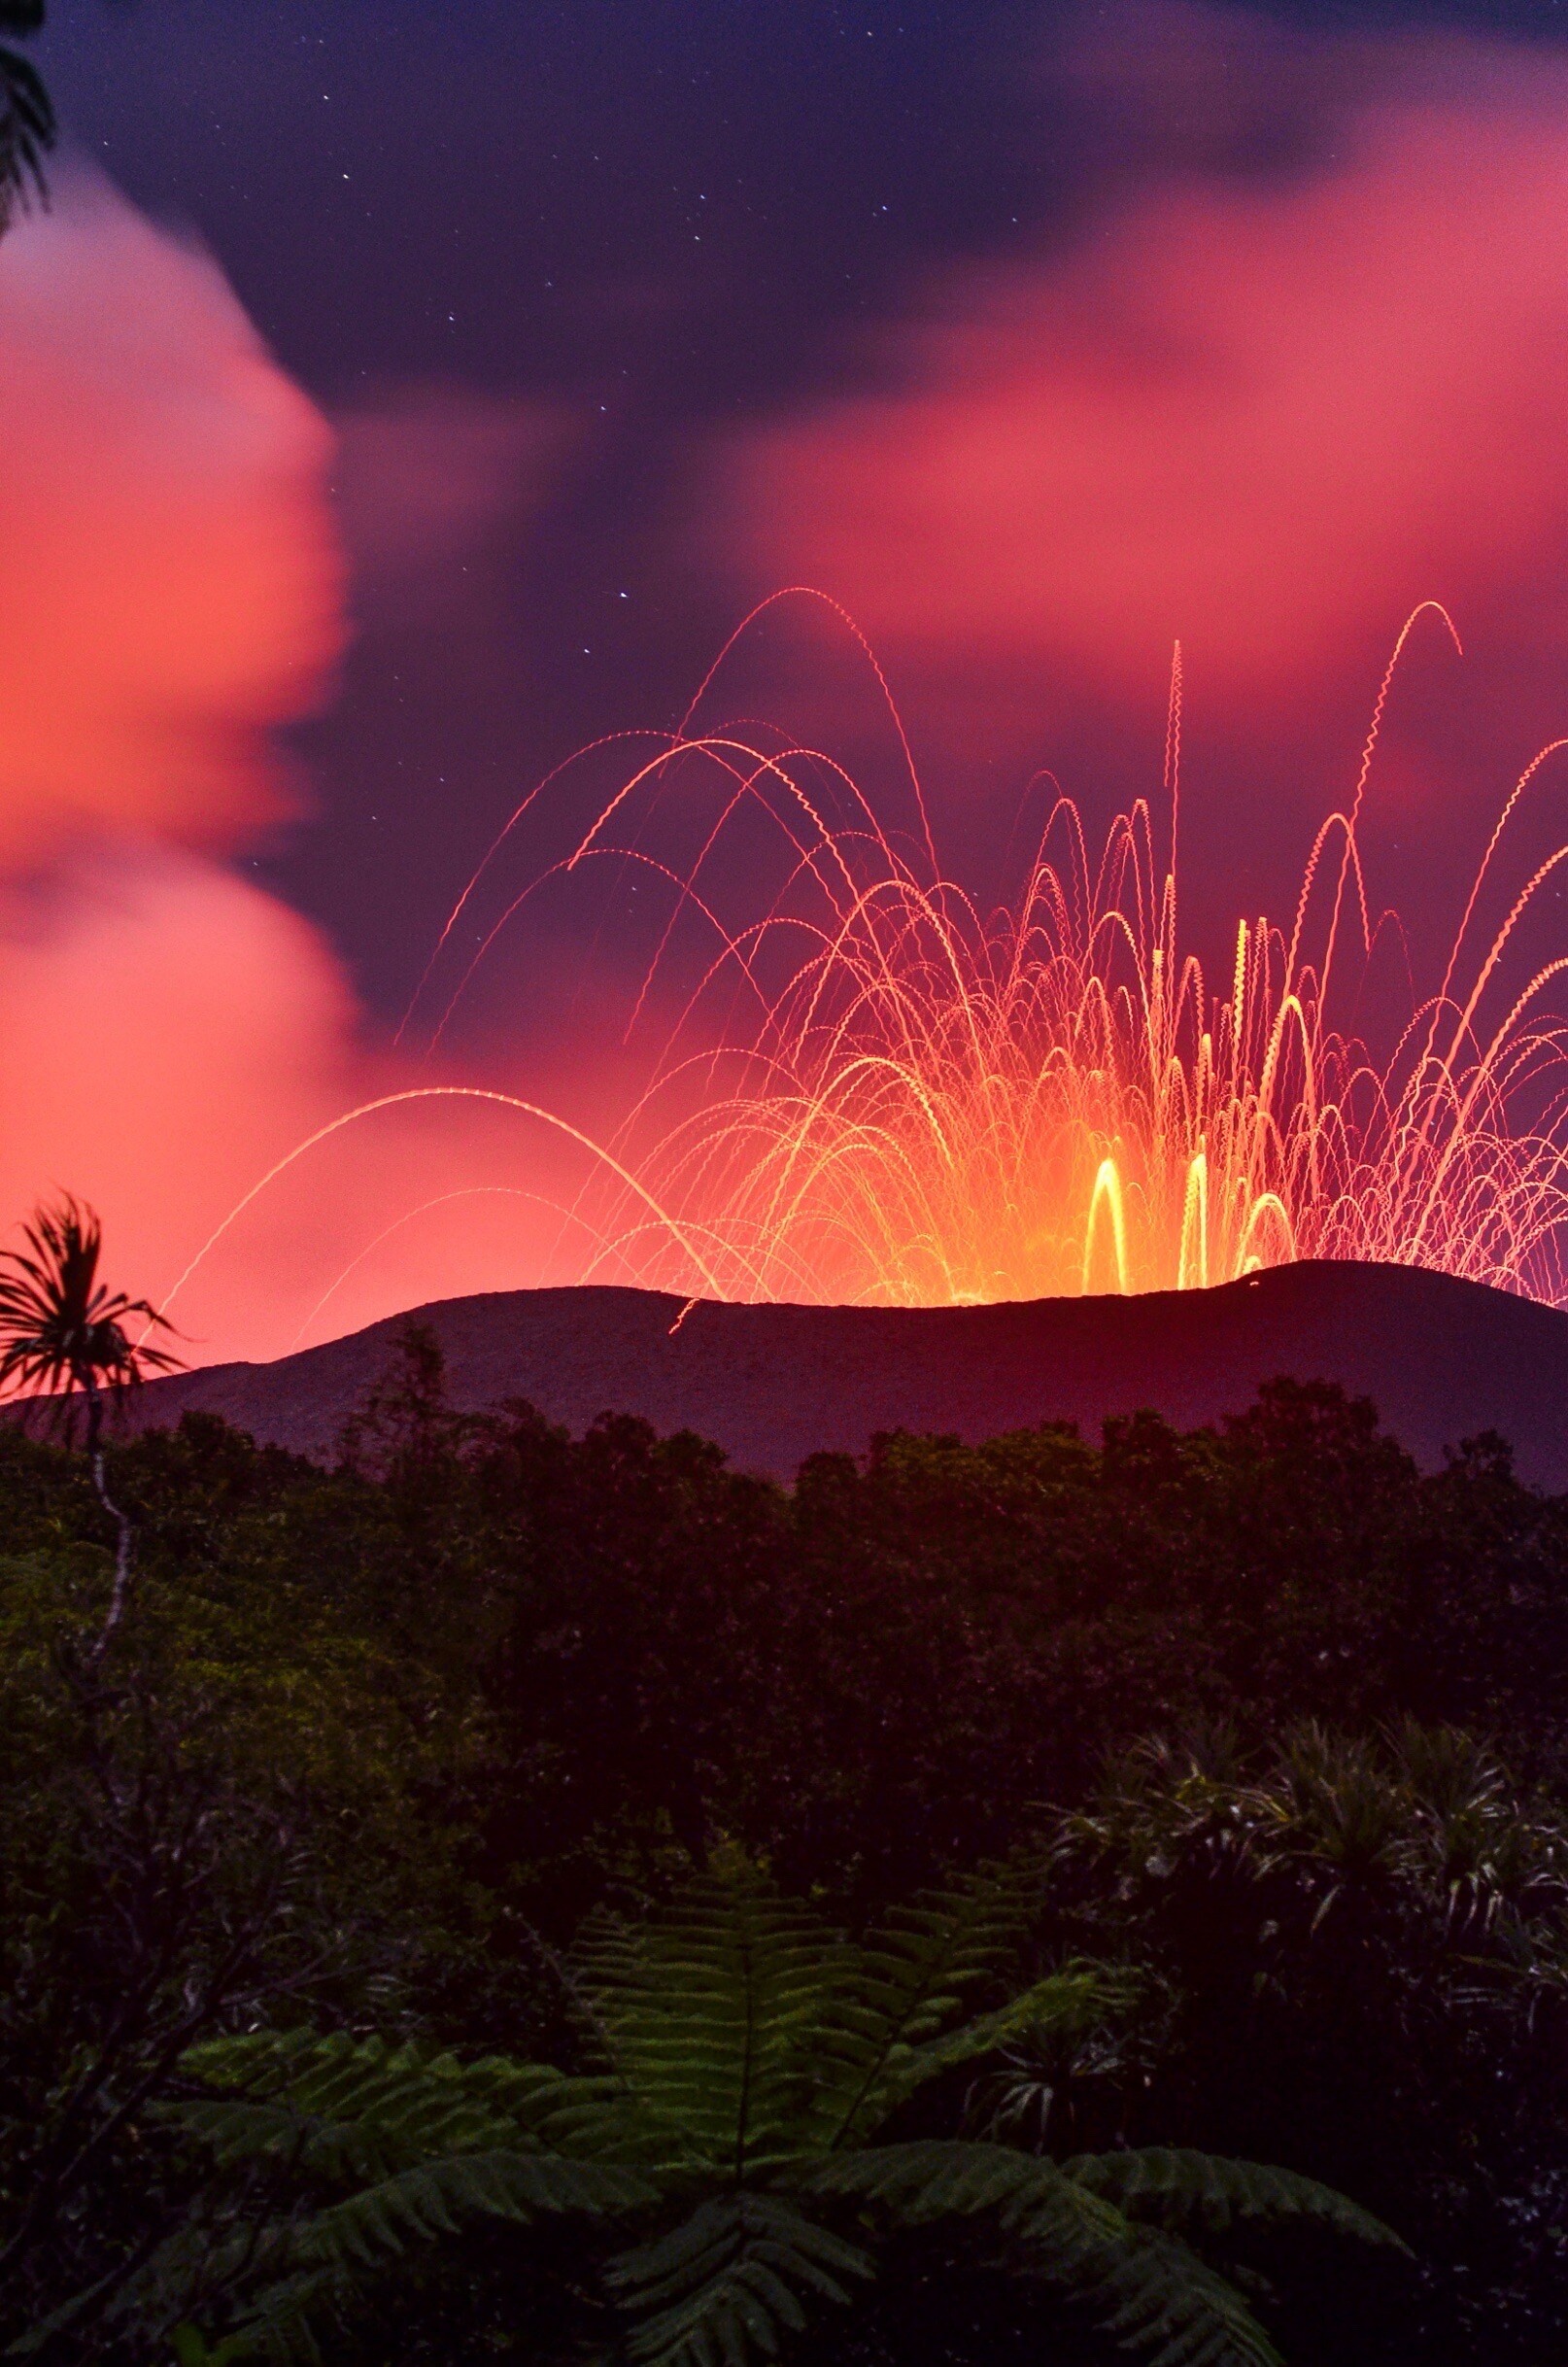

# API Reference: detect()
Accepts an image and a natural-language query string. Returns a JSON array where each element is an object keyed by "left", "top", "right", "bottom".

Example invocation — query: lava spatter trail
[{"left": 178, "top": 598, "right": 1568, "bottom": 1326}]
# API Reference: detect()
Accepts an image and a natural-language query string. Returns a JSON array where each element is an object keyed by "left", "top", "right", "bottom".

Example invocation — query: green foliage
[
  {"left": 476, "top": 1371, "right": 1568, "bottom": 1915},
  {"left": 1054, "top": 1723, "right": 1568, "bottom": 2362},
  {"left": 0, "top": 1532, "right": 492, "bottom": 2361},
  {"left": 145, "top": 1864, "right": 1397, "bottom": 2367},
  {"left": 1061, "top": 2150, "right": 1400, "bottom": 2246},
  {"left": 564, "top": 1859, "right": 1092, "bottom": 2171},
  {"left": 803, "top": 2143, "right": 1295, "bottom": 2366},
  {"left": 2, "top": 1326, "right": 1566, "bottom": 2359},
  {"left": 604, "top": 2193, "right": 875, "bottom": 2365}
]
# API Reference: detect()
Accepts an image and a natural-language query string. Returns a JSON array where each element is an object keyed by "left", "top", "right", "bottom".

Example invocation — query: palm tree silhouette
[
  {"left": 0, "top": 1196, "right": 181, "bottom": 1662},
  {"left": 0, "top": 2, "right": 52, "bottom": 233}
]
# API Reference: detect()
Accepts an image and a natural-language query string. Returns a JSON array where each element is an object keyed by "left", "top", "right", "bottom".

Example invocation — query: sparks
[{"left": 199, "top": 601, "right": 1568, "bottom": 1325}]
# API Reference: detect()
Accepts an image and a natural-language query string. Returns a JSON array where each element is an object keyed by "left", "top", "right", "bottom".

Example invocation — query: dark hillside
[{"left": 128, "top": 1258, "right": 1568, "bottom": 1487}]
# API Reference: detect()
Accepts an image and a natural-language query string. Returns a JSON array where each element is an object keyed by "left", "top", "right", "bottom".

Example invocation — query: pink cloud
[
  {"left": 0, "top": 848, "right": 358, "bottom": 1350},
  {"left": 332, "top": 383, "right": 577, "bottom": 624},
  {"left": 0, "top": 179, "right": 607, "bottom": 1363},
  {"left": 0, "top": 844, "right": 614, "bottom": 1363},
  {"left": 708, "top": 34, "right": 1568, "bottom": 708},
  {"left": 0, "top": 175, "right": 345, "bottom": 864}
]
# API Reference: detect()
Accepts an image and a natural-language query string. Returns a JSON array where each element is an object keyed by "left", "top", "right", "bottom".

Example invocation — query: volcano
[{"left": 122, "top": 1259, "right": 1568, "bottom": 1490}]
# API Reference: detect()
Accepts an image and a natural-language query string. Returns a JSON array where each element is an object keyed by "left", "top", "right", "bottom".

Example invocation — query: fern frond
[
  {"left": 806, "top": 1862, "right": 1046, "bottom": 2148},
  {"left": 290, "top": 2149, "right": 649, "bottom": 2264},
  {"left": 801, "top": 2142, "right": 1283, "bottom": 2366},
  {"left": 192, "top": 2267, "right": 350, "bottom": 2367},
  {"left": 39, "top": 2217, "right": 333, "bottom": 2367},
  {"left": 155, "top": 2033, "right": 658, "bottom": 2364},
  {"left": 1040, "top": 2227, "right": 1284, "bottom": 2367},
  {"left": 572, "top": 1861, "right": 1052, "bottom": 2169},
  {"left": 575, "top": 1870, "right": 856, "bottom": 2173},
  {"left": 1064, "top": 2149, "right": 1408, "bottom": 2251},
  {"left": 873, "top": 1961, "right": 1132, "bottom": 2120},
  {"left": 604, "top": 2192, "right": 873, "bottom": 2367},
  {"left": 113, "top": 2153, "right": 654, "bottom": 2367},
  {"left": 175, "top": 2030, "right": 618, "bottom": 2173},
  {"left": 800, "top": 2137, "right": 1122, "bottom": 2235}
]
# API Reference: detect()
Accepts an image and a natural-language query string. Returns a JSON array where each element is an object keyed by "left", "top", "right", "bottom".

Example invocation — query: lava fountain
[{"left": 172, "top": 599, "right": 1568, "bottom": 1326}]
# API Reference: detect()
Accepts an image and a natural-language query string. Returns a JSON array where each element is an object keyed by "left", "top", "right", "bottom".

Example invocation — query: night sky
[
  {"left": 36, "top": 0, "right": 1568, "bottom": 1002},
  {"left": 8, "top": 0, "right": 1568, "bottom": 1350},
  {"left": 49, "top": 0, "right": 1083, "bottom": 1011}
]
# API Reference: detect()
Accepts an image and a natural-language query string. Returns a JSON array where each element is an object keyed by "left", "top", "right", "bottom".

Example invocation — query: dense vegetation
[{"left": 2, "top": 1324, "right": 1565, "bottom": 2364}]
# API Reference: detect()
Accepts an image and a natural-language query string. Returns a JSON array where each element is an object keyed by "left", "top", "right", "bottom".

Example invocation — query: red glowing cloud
[
  {"left": 0, "top": 849, "right": 358, "bottom": 1334},
  {"left": 0, "top": 179, "right": 372, "bottom": 1357},
  {"left": 0, "top": 844, "right": 612, "bottom": 1361},
  {"left": 0, "top": 180, "right": 628, "bottom": 1363},
  {"left": 0, "top": 175, "right": 343, "bottom": 864},
  {"left": 712, "top": 39, "right": 1568, "bottom": 705}
]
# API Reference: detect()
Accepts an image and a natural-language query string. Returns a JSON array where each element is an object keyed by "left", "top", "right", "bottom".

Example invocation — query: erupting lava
[{"left": 173, "top": 600, "right": 1568, "bottom": 1326}]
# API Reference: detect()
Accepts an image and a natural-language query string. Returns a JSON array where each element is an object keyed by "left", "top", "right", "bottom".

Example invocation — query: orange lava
[
  {"left": 391, "top": 604, "right": 1568, "bottom": 1312},
  {"left": 170, "top": 602, "right": 1568, "bottom": 1329}
]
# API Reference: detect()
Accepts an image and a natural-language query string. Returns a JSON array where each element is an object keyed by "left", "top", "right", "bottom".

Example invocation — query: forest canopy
[{"left": 1, "top": 1326, "right": 1564, "bottom": 2364}]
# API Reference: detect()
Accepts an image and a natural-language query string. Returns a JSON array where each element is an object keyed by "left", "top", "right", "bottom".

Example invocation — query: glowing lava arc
[
  {"left": 386, "top": 600, "right": 1568, "bottom": 1313},
  {"left": 167, "top": 598, "right": 1568, "bottom": 1328},
  {"left": 582, "top": 819, "right": 1568, "bottom": 1309}
]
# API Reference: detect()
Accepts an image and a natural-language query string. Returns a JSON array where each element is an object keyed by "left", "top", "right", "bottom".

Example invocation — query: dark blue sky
[{"left": 33, "top": 0, "right": 1568, "bottom": 1015}]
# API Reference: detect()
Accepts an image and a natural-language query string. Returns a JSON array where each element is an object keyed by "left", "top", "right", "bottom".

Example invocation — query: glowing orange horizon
[{"left": 162, "top": 599, "right": 1568, "bottom": 1331}]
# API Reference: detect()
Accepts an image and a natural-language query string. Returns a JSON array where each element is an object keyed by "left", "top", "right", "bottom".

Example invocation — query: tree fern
[
  {"left": 572, "top": 1870, "right": 854, "bottom": 2175},
  {"left": 138, "top": 1861, "right": 1402, "bottom": 2367},
  {"left": 801, "top": 1860, "right": 1048, "bottom": 2149}
]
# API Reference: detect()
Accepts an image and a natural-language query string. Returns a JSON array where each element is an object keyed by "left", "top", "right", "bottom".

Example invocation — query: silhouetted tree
[
  {"left": 0, "top": 1, "right": 52, "bottom": 230},
  {"left": 0, "top": 1196, "right": 180, "bottom": 1660}
]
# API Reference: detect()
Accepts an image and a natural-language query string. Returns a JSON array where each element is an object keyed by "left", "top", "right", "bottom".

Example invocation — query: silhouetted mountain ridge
[{"left": 122, "top": 1259, "right": 1568, "bottom": 1490}]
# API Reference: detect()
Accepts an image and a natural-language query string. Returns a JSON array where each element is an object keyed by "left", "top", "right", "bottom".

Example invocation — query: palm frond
[
  {"left": 0, "top": 1195, "right": 182, "bottom": 1426},
  {"left": 0, "top": 2, "right": 51, "bottom": 235},
  {"left": 604, "top": 2191, "right": 873, "bottom": 2367}
]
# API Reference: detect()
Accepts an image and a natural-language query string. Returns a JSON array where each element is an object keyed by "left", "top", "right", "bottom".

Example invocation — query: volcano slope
[{"left": 125, "top": 1258, "right": 1568, "bottom": 1488}]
